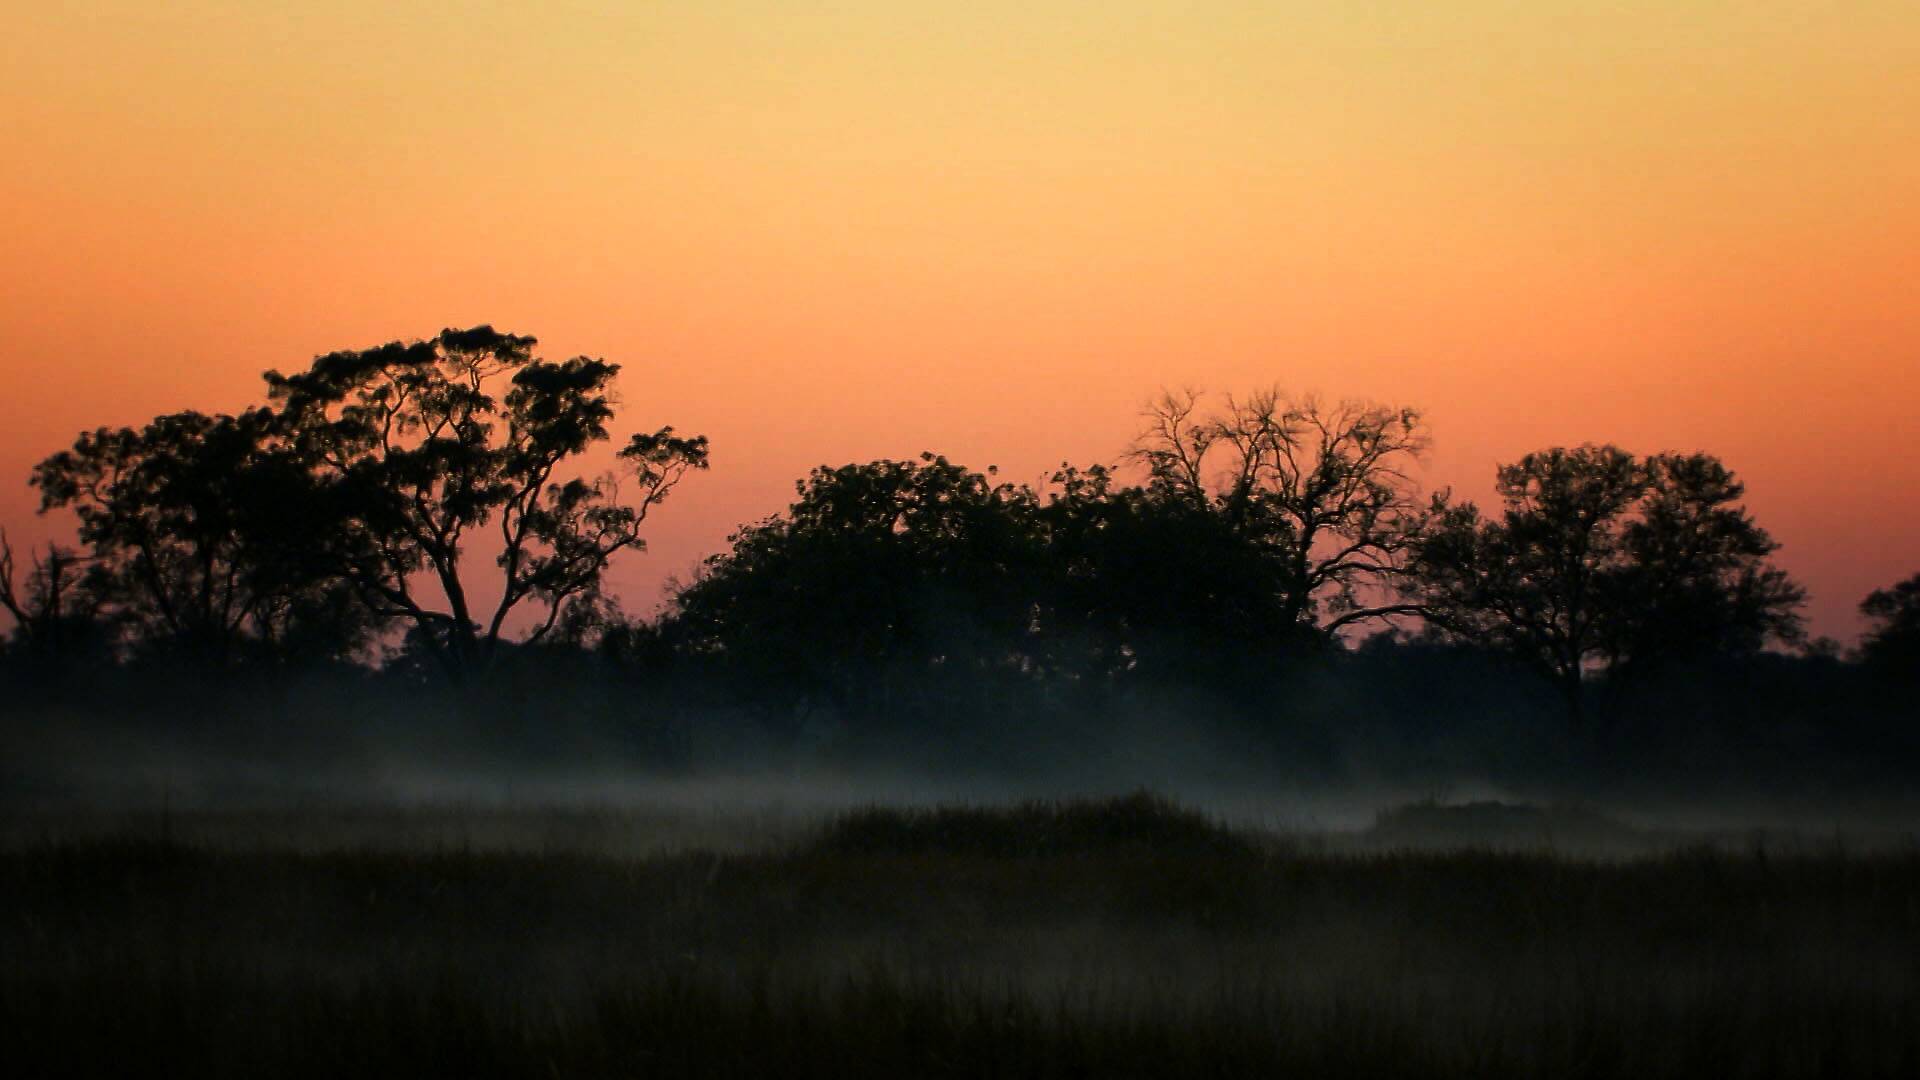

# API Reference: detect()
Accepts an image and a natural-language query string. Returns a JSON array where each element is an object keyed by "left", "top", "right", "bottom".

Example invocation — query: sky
[{"left": 1, "top": 1, "right": 1916, "bottom": 640}]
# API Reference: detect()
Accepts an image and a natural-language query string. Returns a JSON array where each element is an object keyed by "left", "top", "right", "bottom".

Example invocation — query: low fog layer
[{"left": 10, "top": 697, "right": 1920, "bottom": 858}]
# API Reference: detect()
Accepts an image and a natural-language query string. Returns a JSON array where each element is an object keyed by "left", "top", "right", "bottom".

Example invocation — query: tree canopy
[
  {"left": 262, "top": 325, "right": 709, "bottom": 678},
  {"left": 1130, "top": 389, "right": 1430, "bottom": 637},
  {"left": 5, "top": 351, "right": 1846, "bottom": 760},
  {"left": 13, "top": 327, "right": 707, "bottom": 680},
  {"left": 1860, "top": 573, "right": 1920, "bottom": 676},
  {"left": 667, "top": 453, "right": 1042, "bottom": 732},
  {"left": 31, "top": 407, "right": 358, "bottom": 665},
  {"left": 1407, "top": 445, "right": 1805, "bottom": 732}
]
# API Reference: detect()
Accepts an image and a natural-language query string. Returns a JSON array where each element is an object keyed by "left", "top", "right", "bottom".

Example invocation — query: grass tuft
[{"left": 810, "top": 790, "right": 1256, "bottom": 859}]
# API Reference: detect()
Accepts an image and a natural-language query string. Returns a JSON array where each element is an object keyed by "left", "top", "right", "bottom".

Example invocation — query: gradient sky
[{"left": 2, "top": 2, "right": 1916, "bottom": 639}]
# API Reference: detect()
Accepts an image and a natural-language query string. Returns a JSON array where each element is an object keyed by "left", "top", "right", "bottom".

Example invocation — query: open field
[{"left": 5, "top": 794, "right": 1919, "bottom": 1077}]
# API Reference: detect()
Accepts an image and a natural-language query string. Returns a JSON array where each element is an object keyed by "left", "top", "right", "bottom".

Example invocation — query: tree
[
  {"left": 1129, "top": 388, "right": 1430, "bottom": 639},
  {"left": 31, "top": 409, "right": 359, "bottom": 666},
  {"left": 1616, "top": 453, "right": 1806, "bottom": 669},
  {"left": 1033, "top": 463, "right": 1295, "bottom": 687},
  {"left": 666, "top": 453, "right": 1042, "bottom": 733},
  {"left": 0, "top": 529, "right": 105, "bottom": 667},
  {"left": 1859, "top": 573, "right": 1920, "bottom": 676},
  {"left": 1408, "top": 445, "right": 1804, "bottom": 735},
  {"left": 265, "top": 326, "right": 708, "bottom": 680}
]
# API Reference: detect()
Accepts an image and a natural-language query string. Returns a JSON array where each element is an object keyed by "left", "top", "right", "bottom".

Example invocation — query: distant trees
[
  {"left": 664, "top": 447, "right": 1333, "bottom": 735},
  {"left": 1407, "top": 446, "right": 1805, "bottom": 733},
  {"left": 2, "top": 346, "right": 1847, "bottom": 754},
  {"left": 1130, "top": 389, "right": 1430, "bottom": 638},
  {"left": 8, "top": 326, "right": 707, "bottom": 682},
  {"left": 654, "top": 402, "right": 1830, "bottom": 746},
  {"left": 12, "top": 345, "right": 1920, "bottom": 791},
  {"left": 669, "top": 431, "right": 1405, "bottom": 733}
]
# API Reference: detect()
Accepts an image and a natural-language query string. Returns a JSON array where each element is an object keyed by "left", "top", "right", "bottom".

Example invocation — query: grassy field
[{"left": 4, "top": 794, "right": 1918, "bottom": 1077}]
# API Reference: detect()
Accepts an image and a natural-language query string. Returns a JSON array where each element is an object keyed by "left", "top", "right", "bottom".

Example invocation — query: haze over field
[{"left": 4, "top": 2, "right": 1918, "bottom": 637}]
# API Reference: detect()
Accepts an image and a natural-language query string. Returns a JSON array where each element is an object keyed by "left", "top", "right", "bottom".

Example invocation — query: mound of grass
[
  {"left": 810, "top": 790, "right": 1255, "bottom": 859},
  {"left": 1367, "top": 799, "right": 1646, "bottom": 851}
]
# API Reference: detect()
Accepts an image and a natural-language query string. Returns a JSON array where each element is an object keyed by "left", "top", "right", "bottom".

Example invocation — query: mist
[{"left": 9, "top": 663, "right": 1917, "bottom": 856}]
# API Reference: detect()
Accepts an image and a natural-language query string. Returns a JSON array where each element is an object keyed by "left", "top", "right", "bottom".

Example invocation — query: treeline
[{"left": 2, "top": 327, "right": 1916, "bottom": 790}]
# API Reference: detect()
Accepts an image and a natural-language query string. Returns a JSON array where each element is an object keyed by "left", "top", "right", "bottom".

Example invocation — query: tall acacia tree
[
  {"left": 266, "top": 326, "right": 709, "bottom": 679},
  {"left": 1129, "top": 388, "right": 1431, "bottom": 639}
]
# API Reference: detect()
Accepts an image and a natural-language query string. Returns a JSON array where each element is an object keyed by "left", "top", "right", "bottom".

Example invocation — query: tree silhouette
[
  {"left": 667, "top": 453, "right": 1042, "bottom": 733},
  {"left": 1130, "top": 389, "right": 1429, "bottom": 639},
  {"left": 1615, "top": 453, "right": 1806, "bottom": 672},
  {"left": 31, "top": 409, "right": 357, "bottom": 666},
  {"left": 264, "top": 326, "right": 709, "bottom": 680},
  {"left": 0, "top": 529, "right": 104, "bottom": 668},
  {"left": 1860, "top": 573, "right": 1920, "bottom": 676},
  {"left": 1034, "top": 463, "right": 1295, "bottom": 687},
  {"left": 1408, "top": 445, "right": 1804, "bottom": 735},
  {"left": 668, "top": 447, "right": 1373, "bottom": 733}
]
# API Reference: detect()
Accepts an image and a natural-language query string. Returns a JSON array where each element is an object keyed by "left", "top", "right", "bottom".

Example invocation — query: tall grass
[
  {"left": 812, "top": 790, "right": 1255, "bottom": 858},
  {"left": 5, "top": 796, "right": 1917, "bottom": 1077}
]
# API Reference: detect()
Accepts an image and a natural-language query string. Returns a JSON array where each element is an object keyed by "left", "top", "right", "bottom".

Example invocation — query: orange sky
[{"left": 2, "top": 2, "right": 1917, "bottom": 640}]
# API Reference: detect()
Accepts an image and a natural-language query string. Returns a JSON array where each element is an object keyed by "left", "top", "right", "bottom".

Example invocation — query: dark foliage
[
  {"left": 10, "top": 327, "right": 708, "bottom": 685},
  {"left": 1128, "top": 388, "right": 1431, "bottom": 636},
  {"left": 31, "top": 408, "right": 370, "bottom": 668},
  {"left": 1409, "top": 446, "right": 1805, "bottom": 734},
  {"left": 9, "top": 348, "right": 1918, "bottom": 796},
  {"left": 1861, "top": 573, "right": 1920, "bottom": 679},
  {"left": 667, "top": 454, "right": 1044, "bottom": 740},
  {"left": 263, "top": 326, "right": 708, "bottom": 679}
]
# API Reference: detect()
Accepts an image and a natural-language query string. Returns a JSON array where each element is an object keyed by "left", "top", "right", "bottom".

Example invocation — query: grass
[
  {"left": 4, "top": 795, "right": 1918, "bottom": 1077},
  {"left": 811, "top": 789, "right": 1257, "bottom": 858}
]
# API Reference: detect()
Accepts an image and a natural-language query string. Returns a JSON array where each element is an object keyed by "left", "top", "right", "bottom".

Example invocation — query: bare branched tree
[
  {"left": 1128, "top": 387, "right": 1431, "bottom": 638},
  {"left": 0, "top": 527, "right": 99, "bottom": 658}
]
